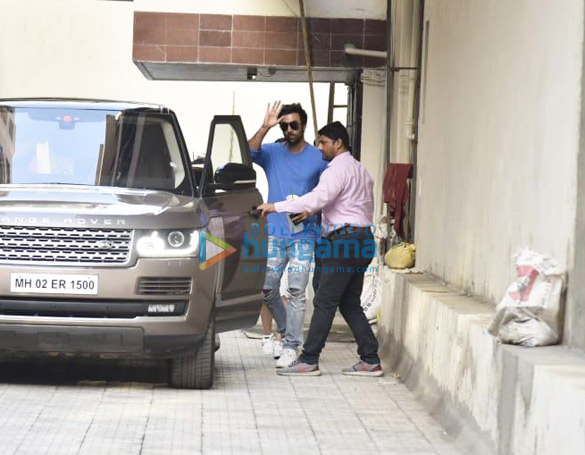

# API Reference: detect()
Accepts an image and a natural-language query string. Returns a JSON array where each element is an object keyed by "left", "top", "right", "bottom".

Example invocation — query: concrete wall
[
  {"left": 414, "top": 0, "right": 583, "bottom": 305},
  {"left": 135, "top": 0, "right": 386, "bottom": 19},
  {"left": 360, "top": 72, "right": 387, "bottom": 221},
  {"left": 388, "top": 0, "right": 420, "bottom": 166},
  {"left": 378, "top": 269, "right": 585, "bottom": 455},
  {"left": 0, "top": 0, "right": 333, "bottom": 160},
  {"left": 0, "top": 0, "right": 345, "bottom": 202}
]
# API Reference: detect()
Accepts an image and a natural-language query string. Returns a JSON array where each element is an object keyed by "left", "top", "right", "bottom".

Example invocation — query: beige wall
[
  {"left": 135, "top": 0, "right": 386, "bottom": 19},
  {"left": 360, "top": 72, "right": 387, "bottom": 221},
  {"left": 414, "top": 0, "right": 583, "bottom": 303},
  {"left": 0, "top": 0, "right": 345, "bottom": 201},
  {"left": 389, "top": 0, "right": 420, "bottom": 165},
  {"left": 0, "top": 0, "right": 333, "bottom": 159}
]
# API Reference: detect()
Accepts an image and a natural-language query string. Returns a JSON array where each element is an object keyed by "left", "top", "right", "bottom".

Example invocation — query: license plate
[{"left": 10, "top": 273, "right": 99, "bottom": 295}]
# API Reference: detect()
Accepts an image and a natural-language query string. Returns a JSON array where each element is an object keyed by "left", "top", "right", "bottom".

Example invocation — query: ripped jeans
[{"left": 262, "top": 237, "right": 315, "bottom": 351}]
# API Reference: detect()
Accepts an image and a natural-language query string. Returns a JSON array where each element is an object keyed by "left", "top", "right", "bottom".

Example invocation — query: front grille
[
  {"left": 137, "top": 277, "right": 192, "bottom": 295},
  {"left": 0, "top": 226, "right": 133, "bottom": 265},
  {"left": 0, "top": 298, "right": 187, "bottom": 318}
]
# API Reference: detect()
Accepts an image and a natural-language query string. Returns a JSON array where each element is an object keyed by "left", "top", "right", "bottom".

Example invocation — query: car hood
[{"left": 0, "top": 185, "right": 205, "bottom": 229}]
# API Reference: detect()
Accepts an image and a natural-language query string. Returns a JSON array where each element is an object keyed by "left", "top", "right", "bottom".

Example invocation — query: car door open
[{"left": 199, "top": 115, "right": 267, "bottom": 333}]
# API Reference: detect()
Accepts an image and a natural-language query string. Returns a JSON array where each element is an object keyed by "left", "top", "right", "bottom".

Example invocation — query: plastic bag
[
  {"left": 361, "top": 258, "right": 382, "bottom": 322},
  {"left": 487, "top": 248, "right": 564, "bottom": 347},
  {"left": 385, "top": 242, "right": 416, "bottom": 269}
]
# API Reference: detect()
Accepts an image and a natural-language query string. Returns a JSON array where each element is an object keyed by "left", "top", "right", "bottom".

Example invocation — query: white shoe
[
  {"left": 275, "top": 348, "right": 298, "bottom": 368},
  {"left": 261, "top": 334, "right": 274, "bottom": 355},
  {"left": 273, "top": 340, "right": 283, "bottom": 359}
]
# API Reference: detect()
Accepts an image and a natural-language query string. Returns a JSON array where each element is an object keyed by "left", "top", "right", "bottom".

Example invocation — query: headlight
[
  {"left": 136, "top": 230, "right": 199, "bottom": 258},
  {"left": 167, "top": 231, "right": 186, "bottom": 248}
]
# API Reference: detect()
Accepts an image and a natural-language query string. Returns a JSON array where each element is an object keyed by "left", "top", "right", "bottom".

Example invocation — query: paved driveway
[{"left": 0, "top": 331, "right": 463, "bottom": 455}]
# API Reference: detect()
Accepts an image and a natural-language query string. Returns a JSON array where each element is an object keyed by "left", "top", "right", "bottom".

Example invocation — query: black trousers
[{"left": 301, "top": 231, "right": 380, "bottom": 365}]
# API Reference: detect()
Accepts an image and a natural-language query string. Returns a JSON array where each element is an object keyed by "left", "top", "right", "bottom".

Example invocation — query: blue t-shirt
[{"left": 252, "top": 141, "right": 327, "bottom": 240}]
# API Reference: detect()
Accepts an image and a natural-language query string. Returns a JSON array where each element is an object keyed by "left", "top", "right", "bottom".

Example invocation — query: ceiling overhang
[{"left": 132, "top": 12, "right": 387, "bottom": 83}]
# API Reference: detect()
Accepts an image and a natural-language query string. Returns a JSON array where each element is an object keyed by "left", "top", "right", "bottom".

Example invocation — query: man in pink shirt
[{"left": 258, "top": 122, "right": 383, "bottom": 377}]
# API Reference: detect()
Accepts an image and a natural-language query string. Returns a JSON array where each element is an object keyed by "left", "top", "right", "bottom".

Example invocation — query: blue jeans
[{"left": 262, "top": 237, "right": 315, "bottom": 350}]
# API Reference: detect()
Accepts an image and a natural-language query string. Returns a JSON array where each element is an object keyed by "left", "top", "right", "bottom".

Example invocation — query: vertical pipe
[
  {"left": 299, "top": 0, "right": 319, "bottom": 138},
  {"left": 408, "top": 0, "right": 425, "bottom": 242},
  {"left": 385, "top": 0, "right": 394, "bottom": 165},
  {"left": 327, "top": 82, "right": 335, "bottom": 124}
]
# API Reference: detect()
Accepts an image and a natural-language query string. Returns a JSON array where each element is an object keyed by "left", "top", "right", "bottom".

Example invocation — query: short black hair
[
  {"left": 280, "top": 103, "right": 308, "bottom": 126},
  {"left": 318, "top": 121, "right": 350, "bottom": 149}
]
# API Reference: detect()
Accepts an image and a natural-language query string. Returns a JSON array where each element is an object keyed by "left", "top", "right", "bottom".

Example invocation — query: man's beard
[{"left": 285, "top": 134, "right": 302, "bottom": 146}]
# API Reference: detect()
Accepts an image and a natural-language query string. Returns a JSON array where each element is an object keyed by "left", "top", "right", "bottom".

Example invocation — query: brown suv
[{"left": 0, "top": 99, "right": 266, "bottom": 388}]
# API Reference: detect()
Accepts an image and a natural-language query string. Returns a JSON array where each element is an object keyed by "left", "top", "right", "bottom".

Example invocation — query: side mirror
[{"left": 214, "top": 163, "right": 256, "bottom": 189}]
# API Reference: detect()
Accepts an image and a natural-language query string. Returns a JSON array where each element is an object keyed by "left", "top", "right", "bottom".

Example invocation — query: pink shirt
[{"left": 274, "top": 151, "right": 374, "bottom": 235}]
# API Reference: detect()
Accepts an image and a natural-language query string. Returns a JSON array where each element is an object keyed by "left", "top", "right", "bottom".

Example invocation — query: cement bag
[
  {"left": 361, "top": 257, "right": 382, "bottom": 322},
  {"left": 488, "top": 248, "right": 564, "bottom": 347},
  {"left": 385, "top": 243, "right": 416, "bottom": 269}
]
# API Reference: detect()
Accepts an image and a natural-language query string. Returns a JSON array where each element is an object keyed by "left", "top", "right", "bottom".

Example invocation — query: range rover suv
[{"left": 0, "top": 99, "right": 266, "bottom": 389}]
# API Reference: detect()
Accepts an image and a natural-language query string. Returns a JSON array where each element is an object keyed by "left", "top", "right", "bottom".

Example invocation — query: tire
[{"left": 168, "top": 318, "right": 215, "bottom": 389}]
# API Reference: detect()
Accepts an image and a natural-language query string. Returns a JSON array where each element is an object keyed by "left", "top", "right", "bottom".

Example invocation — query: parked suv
[{"left": 0, "top": 99, "right": 266, "bottom": 389}]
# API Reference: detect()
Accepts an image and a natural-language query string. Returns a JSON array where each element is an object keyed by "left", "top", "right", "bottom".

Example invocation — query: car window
[
  {"left": 0, "top": 106, "right": 191, "bottom": 196},
  {"left": 209, "top": 123, "right": 245, "bottom": 175}
]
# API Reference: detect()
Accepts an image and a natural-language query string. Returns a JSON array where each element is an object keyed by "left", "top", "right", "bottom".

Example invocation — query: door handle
[{"left": 248, "top": 207, "right": 262, "bottom": 219}]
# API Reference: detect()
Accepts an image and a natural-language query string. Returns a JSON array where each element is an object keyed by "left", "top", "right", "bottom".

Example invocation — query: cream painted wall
[
  {"left": 415, "top": 0, "right": 583, "bottom": 303},
  {"left": 135, "top": 0, "right": 386, "bottom": 19},
  {"left": 389, "top": 0, "right": 419, "bottom": 165},
  {"left": 0, "top": 0, "right": 338, "bottom": 200},
  {"left": 360, "top": 77, "right": 387, "bottom": 221}
]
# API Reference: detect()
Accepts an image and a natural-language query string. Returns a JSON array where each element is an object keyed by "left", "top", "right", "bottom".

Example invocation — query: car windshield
[{"left": 0, "top": 106, "right": 191, "bottom": 195}]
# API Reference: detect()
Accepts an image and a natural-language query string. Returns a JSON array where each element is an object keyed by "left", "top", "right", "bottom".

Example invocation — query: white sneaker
[
  {"left": 275, "top": 348, "right": 298, "bottom": 368},
  {"left": 273, "top": 340, "right": 283, "bottom": 359},
  {"left": 261, "top": 334, "right": 274, "bottom": 355}
]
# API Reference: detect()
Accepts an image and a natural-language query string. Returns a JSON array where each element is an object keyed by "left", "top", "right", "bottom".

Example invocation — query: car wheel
[{"left": 168, "top": 319, "right": 215, "bottom": 389}]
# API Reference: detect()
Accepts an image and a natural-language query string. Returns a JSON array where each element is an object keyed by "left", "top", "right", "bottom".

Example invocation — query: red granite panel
[
  {"left": 298, "top": 32, "right": 331, "bottom": 50},
  {"left": 134, "top": 12, "right": 164, "bottom": 29},
  {"left": 298, "top": 49, "right": 330, "bottom": 67},
  {"left": 199, "top": 46, "right": 231, "bottom": 63},
  {"left": 364, "top": 34, "right": 387, "bottom": 51},
  {"left": 133, "top": 44, "right": 166, "bottom": 62},
  {"left": 306, "top": 18, "right": 332, "bottom": 33},
  {"left": 166, "top": 46, "right": 198, "bottom": 62},
  {"left": 332, "top": 18, "right": 364, "bottom": 34},
  {"left": 134, "top": 25, "right": 166, "bottom": 45},
  {"left": 200, "top": 14, "right": 232, "bottom": 30},
  {"left": 232, "top": 48, "right": 264, "bottom": 64},
  {"left": 265, "top": 49, "right": 297, "bottom": 65},
  {"left": 167, "top": 13, "right": 199, "bottom": 29},
  {"left": 365, "top": 19, "right": 387, "bottom": 35},
  {"left": 133, "top": 12, "right": 388, "bottom": 70},
  {"left": 233, "top": 31, "right": 265, "bottom": 48},
  {"left": 266, "top": 16, "right": 298, "bottom": 33},
  {"left": 167, "top": 28, "right": 198, "bottom": 46},
  {"left": 264, "top": 31, "right": 298, "bottom": 50},
  {"left": 200, "top": 30, "right": 231, "bottom": 47},
  {"left": 233, "top": 15, "right": 266, "bottom": 31}
]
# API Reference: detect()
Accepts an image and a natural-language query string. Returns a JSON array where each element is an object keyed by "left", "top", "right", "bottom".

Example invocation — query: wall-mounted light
[{"left": 247, "top": 68, "right": 258, "bottom": 80}]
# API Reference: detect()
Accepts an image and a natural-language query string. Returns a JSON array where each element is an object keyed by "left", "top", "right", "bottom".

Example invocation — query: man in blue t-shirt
[{"left": 248, "top": 101, "right": 326, "bottom": 369}]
